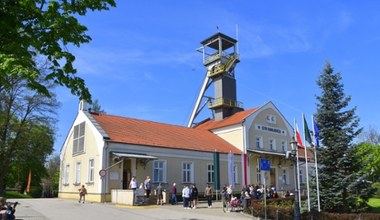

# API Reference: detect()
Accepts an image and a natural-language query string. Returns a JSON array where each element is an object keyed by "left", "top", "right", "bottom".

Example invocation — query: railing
[
  {"left": 208, "top": 97, "right": 243, "bottom": 109},
  {"left": 208, "top": 53, "right": 239, "bottom": 77}
]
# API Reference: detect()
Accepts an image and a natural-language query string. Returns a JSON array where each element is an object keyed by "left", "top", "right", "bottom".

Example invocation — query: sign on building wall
[{"left": 259, "top": 158, "right": 271, "bottom": 171}]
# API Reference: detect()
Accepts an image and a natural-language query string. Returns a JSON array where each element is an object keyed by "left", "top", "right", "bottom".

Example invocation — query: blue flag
[{"left": 313, "top": 117, "right": 320, "bottom": 147}]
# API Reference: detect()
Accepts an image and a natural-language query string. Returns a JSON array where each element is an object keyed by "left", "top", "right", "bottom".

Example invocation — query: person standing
[
  {"left": 78, "top": 185, "right": 87, "bottom": 203},
  {"left": 156, "top": 182, "right": 164, "bottom": 205},
  {"left": 144, "top": 176, "right": 151, "bottom": 198},
  {"left": 171, "top": 183, "right": 178, "bottom": 205},
  {"left": 204, "top": 183, "right": 213, "bottom": 208},
  {"left": 192, "top": 184, "right": 199, "bottom": 209},
  {"left": 182, "top": 185, "right": 190, "bottom": 209},
  {"left": 129, "top": 176, "right": 138, "bottom": 190}
]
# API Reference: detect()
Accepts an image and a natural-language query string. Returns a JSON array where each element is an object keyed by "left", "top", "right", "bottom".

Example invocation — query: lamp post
[{"left": 288, "top": 137, "right": 301, "bottom": 220}]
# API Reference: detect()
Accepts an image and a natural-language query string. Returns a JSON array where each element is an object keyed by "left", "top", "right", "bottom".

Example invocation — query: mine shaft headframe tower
[{"left": 188, "top": 32, "right": 244, "bottom": 127}]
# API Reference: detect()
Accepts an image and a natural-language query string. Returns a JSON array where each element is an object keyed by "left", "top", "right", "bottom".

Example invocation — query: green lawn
[
  {"left": 4, "top": 192, "right": 32, "bottom": 199},
  {"left": 368, "top": 198, "right": 380, "bottom": 213}
]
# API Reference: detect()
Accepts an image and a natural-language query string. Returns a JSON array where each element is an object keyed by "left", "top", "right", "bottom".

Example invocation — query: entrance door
[
  {"left": 270, "top": 168, "right": 276, "bottom": 188},
  {"left": 122, "top": 160, "right": 131, "bottom": 189}
]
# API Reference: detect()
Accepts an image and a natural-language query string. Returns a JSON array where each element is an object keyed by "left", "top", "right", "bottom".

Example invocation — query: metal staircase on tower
[{"left": 188, "top": 32, "right": 243, "bottom": 127}]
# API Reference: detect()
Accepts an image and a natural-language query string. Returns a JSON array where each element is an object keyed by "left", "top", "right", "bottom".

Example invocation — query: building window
[
  {"left": 256, "top": 166, "right": 261, "bottom": 183},
  {"left": 182, "top": 162, "right": 193, "bottom": 183},
  {"left": 153, "top": 160, "right": 167, "bottom": 183},
  {"left": 64, "top": 164, "right": 70, "bottom": 185},
  {"left": 73, "top": 122, "right": 85, "bottom": 154},
  {"left": 88, "top": 159, "right": 94, "bottom": 183},
  {"left": 74, "top": 161, "right": 81, "bottom": 184},
  {"left": 266, "top": 114, "right": 276, "bottom": 124},
  {"left": 256, "top": 136, "right": 263, "bottom": 149},
  {"left": 269, "top": 138, "right": 276, "bottom": 151},
  {"left": 282, "top": 169, "right": 288, "bottom": 184},
  {"left": 233, "top": 164, "right": 239, "bottom": 184},
  {"left": 281, "top": 141, "right": 287, "bottom": 152},
  {"left": 207, "top": 164, "right": 214, "bottom": 183},
  {"left": 299, "top": 169, "right": 304, "bottom": 184}
]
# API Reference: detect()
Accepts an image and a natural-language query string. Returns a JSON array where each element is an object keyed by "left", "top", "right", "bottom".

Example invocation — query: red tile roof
[
  {"left": 194, "top": 107, "right": 258, "bottom": 130},
  {"left": 90, "top": 112, "right": 241, "bottom": 154}
]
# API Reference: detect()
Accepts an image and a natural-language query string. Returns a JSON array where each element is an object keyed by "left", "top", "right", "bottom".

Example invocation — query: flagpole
[
  {"left": 312, "top": 115, "right": 321, "bottom": 212},
  {"left": 294, "top": 119, "right": 302, "bottom": 210},
  {"left": 302, "top": 113, "right": 311, "bottom": 212}
]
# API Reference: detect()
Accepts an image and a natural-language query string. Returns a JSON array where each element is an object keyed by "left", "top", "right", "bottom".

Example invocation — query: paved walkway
[{"left": 7, "top": 198, "right": 258, "bottom": 220}]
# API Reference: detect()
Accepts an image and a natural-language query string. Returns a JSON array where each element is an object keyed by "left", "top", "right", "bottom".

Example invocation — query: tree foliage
[
  {"left": 89, "top": 99, "right": 105, "bottom": 113},
  {"left": 314, "top": 62, "right": 366, "bottom": 212},
  {"left": 0, "top": 0, "right": 116, "bottom": 101},
  {"left": 354, "top": 142, "right": 380, "bottom": 182},
  {"left": 359, "top": 126, "right": 380, "bottom": 145},
  {"left": 0, "top": 72, "right": 58, "bottom": 195}
]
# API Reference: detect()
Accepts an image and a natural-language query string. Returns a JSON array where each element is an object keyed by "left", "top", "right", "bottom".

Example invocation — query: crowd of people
[{"left": 128, "top": 176, "right": 285, "bottom": 209}]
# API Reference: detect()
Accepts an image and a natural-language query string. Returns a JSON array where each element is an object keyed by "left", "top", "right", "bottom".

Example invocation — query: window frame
[
  {"left": 282, "top": 168, "right": 289, "bottom": 184},
  {"left": 256, "top": 136, "right": 263, "bottom": 149},
  {"left": 233, "top": 164, "right": 239, "bottom": 184},
  {"left": 73, "top": 122, "right": 85, "bottom": 155},
  {"left": 74, "top": 161, "right": 81, "bottom": 185},
  {"left": 281, "top": 140, "right": 287, "bottom": 152},
  {"left": 64, "top": 164, "right": 70, "bottom": 185},
  {"left": 88, "top": 159, "right": 94, "bottom": 183},
  {"left": 256, "top": 166, "right": 261, "bottom": 183},
  {"left": 269, "top": 138, "right": 276, "bottom": 151},
  {"left": 153, "top": 160, "right": 167, "bottom": 183},
  {"left": 182, "top": 161, "right": 194, "bottom": 183},
  {"left": 207, "top": 163, "right": 214, "bottom": 183}
]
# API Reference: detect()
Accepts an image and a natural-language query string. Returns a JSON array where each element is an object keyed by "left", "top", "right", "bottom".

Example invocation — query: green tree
[
  {"left": 89, "top": 99, "right": 106, "bottom": 113},
  {"left": 0, "top": 0, "right": 116, "bottom": 101},
  {"left": 0, "top": 73, "right": 58, "bottom": 196},
  {"left": 354, "top": 142, "right": 380, "bottom": 182},
  {"left": 359, "top": 126, "right": 380, "bottom": 145},
  {"left": 315, "top": 62, "right": 365, "bottom": 212},
  {"left": 41, "top": 154, "right": 60, "bottom": 197}
]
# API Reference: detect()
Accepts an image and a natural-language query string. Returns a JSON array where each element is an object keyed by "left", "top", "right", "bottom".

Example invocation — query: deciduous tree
[{"left": 0, "top": 0, "right": 116, "bottom": 101}]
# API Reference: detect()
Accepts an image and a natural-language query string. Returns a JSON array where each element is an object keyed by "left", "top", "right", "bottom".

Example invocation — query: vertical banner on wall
[
  {"left": 228, "top": 151, "right": 235, "bottom": 188},
  {"left": 213, "top": 151, "right": 220, "bottom": 191},
  {"left": 242, "top": 153, "right": 248, "bottom": 186}
]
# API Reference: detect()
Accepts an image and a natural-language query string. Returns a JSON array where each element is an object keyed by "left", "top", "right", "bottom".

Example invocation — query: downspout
[{"left": 102, "top": 140, "right": 110, "bottom": 203}]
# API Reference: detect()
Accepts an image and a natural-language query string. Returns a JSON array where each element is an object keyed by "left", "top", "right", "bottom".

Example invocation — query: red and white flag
[{"left": 295, "top": 121, "right": 303, "bottom": 147}]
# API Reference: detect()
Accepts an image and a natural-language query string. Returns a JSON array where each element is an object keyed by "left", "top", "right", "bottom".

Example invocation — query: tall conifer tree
[{"left": 315, "top": 62, "right": 365, "bottom": 212}]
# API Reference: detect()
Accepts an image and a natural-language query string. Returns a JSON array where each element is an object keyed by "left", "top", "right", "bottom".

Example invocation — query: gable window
[
  {"left": 153, "top": 160, "right": 167, "bottom": 183},
  {"left": 73, "top": 122, "right": 85, "bottom": 154},
  {"left": 269, "top": 138, "right": 276, "bottom": 151},
  {"left": 281, "top": 141, "right": 287, "bottom": 152},
  {"left": 75, "top": 161, "right": 81, "bottom": 185},
  {"left": 207, "top": 164, "right": 214, "bottom": 183},
  {"left": 88, "top": 159, "right": 94, "bottom": 183},
  {"left": 182, "top": 162, "right": 193, "bottom": 183},
  {"left": 256, "top": 136, "right": 263, "bottom": 149},
  {"left": 64, "top": 164, "right": 70, "bottom": 185},
  {"left": 266, "top": 114, "right": 276, "bottom": 124}
]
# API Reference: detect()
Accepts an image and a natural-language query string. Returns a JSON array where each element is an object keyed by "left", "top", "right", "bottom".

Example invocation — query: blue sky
[{"left": 54, "top": 0, "right": 380, "bottom": 153}]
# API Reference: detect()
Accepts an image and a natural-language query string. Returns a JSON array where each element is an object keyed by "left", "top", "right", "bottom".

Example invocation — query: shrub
[
  {"left": 29, "top": 186, "right": 42, "bottom": 198},
  {"left": 304, "top": 211, "right": 380, "bottom": 220},
  {"left": 372, "top": 182, "right": 380, "bottom": 198}
]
